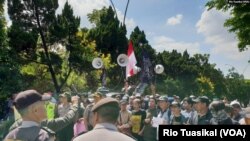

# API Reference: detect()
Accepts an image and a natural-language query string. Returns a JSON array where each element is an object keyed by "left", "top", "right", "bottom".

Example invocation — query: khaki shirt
[
  {"left": 117, "top": 110, "right": 131, "bottom": 125},
  {"left": 73, "top": 123, "right": 135, "bottom": 141}
]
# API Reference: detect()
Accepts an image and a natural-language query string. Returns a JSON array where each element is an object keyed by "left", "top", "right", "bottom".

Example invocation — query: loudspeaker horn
[
  {"left": 154, "top": 64, "right": 164, "bottom": 74},
  {"left": 92, "top": 57, "right": 103, "bottom": 69},
  {"left": 117, "top": 54, "right": 128, "bottom": 67}
]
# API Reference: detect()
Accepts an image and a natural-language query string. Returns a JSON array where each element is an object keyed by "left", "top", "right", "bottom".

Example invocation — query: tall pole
[
  {"left": 123, "top": 0, "right": 130, "bottom": 26},
  {"left": 109, "top": 0, "right": 118, "bottom": 18}
]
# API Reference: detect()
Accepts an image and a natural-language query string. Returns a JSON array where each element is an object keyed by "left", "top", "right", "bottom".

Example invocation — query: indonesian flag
[{"left": 126, "top": 41, "right": 137, "bottom": 78}]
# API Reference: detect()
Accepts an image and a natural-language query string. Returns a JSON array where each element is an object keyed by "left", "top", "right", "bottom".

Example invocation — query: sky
[{"left": 4, "top": 0, "right": 250, "bottom": 79}]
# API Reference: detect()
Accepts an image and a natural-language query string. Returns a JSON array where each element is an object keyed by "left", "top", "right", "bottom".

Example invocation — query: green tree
[
  {"left": 87, "top": 6, "right": 127, "bottom": 61},
  {"left": 0, "top": 0, "right": 24, "bottom": 116},
  {"left": 0, "top": 0, "right": 23, "bottom": 95},
  {"left": 225, "top": 67, "right": 249, "bottom": 105},
  {"left": 206, "top": 0, "right": 250, "bottom": 51},
  {"left": 7, "top": 1, "right": 87, "bottom": 93},
  {"left": 130, "top": 26, "right": 157, "bottom": 67},
  {"left": 87, "top": 6, "right": 128, "bottom": 89}
]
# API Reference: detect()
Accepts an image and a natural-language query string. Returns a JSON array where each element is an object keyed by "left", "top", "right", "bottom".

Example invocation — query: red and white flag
[{"left": 126, "top": 41, "right": 137, "bottom": 78}]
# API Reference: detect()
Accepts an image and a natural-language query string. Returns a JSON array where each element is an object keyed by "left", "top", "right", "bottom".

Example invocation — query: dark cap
[
  {"left": 193, "top": 96, "right": 210, "bottom": 105},
  {"left": 158, "top": 96, "right": 168, "bottom": 102},
  {"left": 92, "top": 97, "right": 119, "bottom": 112},
  {"left": 14, "top": 90, "right": 51, "bottom": 110}
]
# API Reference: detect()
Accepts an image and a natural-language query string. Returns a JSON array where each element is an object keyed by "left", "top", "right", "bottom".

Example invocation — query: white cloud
[
  {"left": 4, "top": 1, "right": 11, "bottom": 27},
  {"left": 196, "top": 8, "right": 250, "bottom": 79},
  {"left": 116, "top": 9, "right": 136, "bottom": 31},
  {"left": 57, "top": 0, "right": 136, "bottom": 30},
  {"left": 196, "top": 8, "right": 250, "bottom": 60},
  {"left": 57, "top": 0, "right": 110, "bottom": 28},
  {"left": 166, "top": 14, "right": 183, "bottom": 26},
  {"left": 152, "top": 36, "right": 200, "bottom": 55}
]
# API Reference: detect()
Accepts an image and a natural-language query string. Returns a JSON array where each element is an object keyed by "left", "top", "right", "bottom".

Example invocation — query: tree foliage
[
  {"left": 206, "top": 0, "right": 250, "bottom": 51},
  {"left": 7, "top": 0, "right": 87, "bottom": 93},
  {"left": 87, "top": 6, "right": 128, "bottom": 89},
  {"left": 87, "top": 6, "right": 127, "bottom": 62}
]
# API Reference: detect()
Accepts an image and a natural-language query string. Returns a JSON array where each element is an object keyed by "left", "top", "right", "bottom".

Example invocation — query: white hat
[{"left": 230, "top": 100, "right": 240, "bottom": 106}]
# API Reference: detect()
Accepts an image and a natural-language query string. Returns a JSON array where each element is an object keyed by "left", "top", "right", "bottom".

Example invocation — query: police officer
[
  {"left": 4, "top": 89, "right": 55, "bottom": 141},
  {"left": 9, "top": 95, "right": 80, "bottom": 133},
  {"left": 73, "top": 97, "right": 136, "bottom": 141}
]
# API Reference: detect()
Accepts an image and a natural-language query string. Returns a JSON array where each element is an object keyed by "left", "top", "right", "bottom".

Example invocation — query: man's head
[
  {"left": 120, "top": 99, "right": 128, "bottom": 111},
  {"left": 158, "top": 96, "right": 169, "bottom": 110},
  {"left": 92, "top": 92, "right": 103, "bottom": 103},
  {"left": 132, "top": 98, "right": 141, "bottom": 110},
  {"left": 59, "top": 92, "right": 71, "bottom": 104},
  {"left": 170, "top": 101, "right": 181, "bottom": 116},
  {"left": 182, "top": 97, "right": 193, "bottom": 111},
  {"left": 148, "top": 98, "right": 156, "bottom": 109},
  {"left": 14, "top": 89, "right": 51, "bottom": 123},
  {"left": 230, "top": 100, "right": 242, "bottom": 117},
  {"left": 92, "top": 97, "right": 120, "bottom": 126},
  {"left": 209, "top": 101, "right": 226, "bottom": 119},
  {"left": 193, "top": 96, "right": 210, "bottom": 112}
]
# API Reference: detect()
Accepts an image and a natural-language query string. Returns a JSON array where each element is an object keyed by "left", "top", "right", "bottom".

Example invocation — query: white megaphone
[
  {"left": 154, "top": 64, "right": 164, "bottom": 74},
  {"left": 92, "top": 57, "right": 103, "bottom": 69},
  {"left": 133, "top": 66, "right": 141, "bottom": 74},
  {"left": 117, "top": 54, "right": 128, "bottom": 67}
]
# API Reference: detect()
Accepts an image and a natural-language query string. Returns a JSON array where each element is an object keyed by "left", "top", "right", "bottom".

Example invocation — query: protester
[
  {"left": 130, "top": 98, "right": 146, "bottom": 141},
  {"left": 117, "top": 100, "right": 132, "bottom": 137},
  {"left": 193, "top": 96, "right": 212, "bottom": 125},
  {"left": 209, "top": 101, "right": 234, "bottom": 125},
  {"left": 143, "top": 97, "right": 157, "bottom": 141},
  {"left": 83, "top": 92, "right": 103, "bottom": 131},
  {"left": 169, "top": 101, "right": 187, "bottom": 125}
]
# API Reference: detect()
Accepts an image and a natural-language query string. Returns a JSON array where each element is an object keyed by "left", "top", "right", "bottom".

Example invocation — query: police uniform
[
  {"left": 4, "top": 90, "right": 54, "bottom": 141},
  {"left": 5, "top": 121, "right": 55, "bottom": 141},
  {"left": 9, "top": 105, "right": 79, "bottom": 132},
  {"left": 73, "top": 98, "right": 135, "bottom": 141}
]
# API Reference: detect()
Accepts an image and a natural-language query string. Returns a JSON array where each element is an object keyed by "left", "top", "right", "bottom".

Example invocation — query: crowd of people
[{"left": 2, "top": 87, "right": 250, "bottom": 141}]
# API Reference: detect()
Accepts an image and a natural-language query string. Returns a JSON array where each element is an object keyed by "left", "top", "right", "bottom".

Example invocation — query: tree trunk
[{"left": 33, "top": 3, "right": 60, "bottom": 93}]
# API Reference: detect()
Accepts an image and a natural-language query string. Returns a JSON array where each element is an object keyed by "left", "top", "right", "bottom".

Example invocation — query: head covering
[
  {"left": 230, "top": 100, "right": 241, "bottom": 107},
  {"left": 170, "top": 101, "right": 181, "bottom": 107},
  {"left": 59, "top": 91, "right": 71, "bottom": 98},
  {"left": 120, "top": 99, "right": 128, "bottom": 105},
  {"left": 209, "top": 101, "right": 225, "bottom": 112},
  {"left": 92, "top": 92, "right": 103, "bottom": 98},
  {"left": 14, "top": 90, "right": 51, "bottom": 110},
  {"left": 97, "top": 86, "right": 109, "bottom": 95},
  {"left": 92, "top": 97, "right": 119, "bottom": 112},
  {"left": 193, "top": 96, "right": 210, "bottom": 105},
  {"left": 135, "top": 93, "right": 141, "bottom": 98},
  {"left": 158, "top": 96, "right": 168, "bottom": 102}
]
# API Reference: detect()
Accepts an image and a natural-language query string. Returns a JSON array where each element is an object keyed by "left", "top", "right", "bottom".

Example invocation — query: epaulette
[{"left": 41, "top": 127, "right": 56, "bottom": 136}]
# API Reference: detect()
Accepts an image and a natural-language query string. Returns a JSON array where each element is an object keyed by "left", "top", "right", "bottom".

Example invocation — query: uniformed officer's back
[
  {"left": 6, "top": 126, "right": 55, "bottom": 141},
  {"left": 73, "top": 97, "right": 135, "bottom": 141},
  {"left": 4, "top": 90, "right": 55, "bottom": 141}
]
